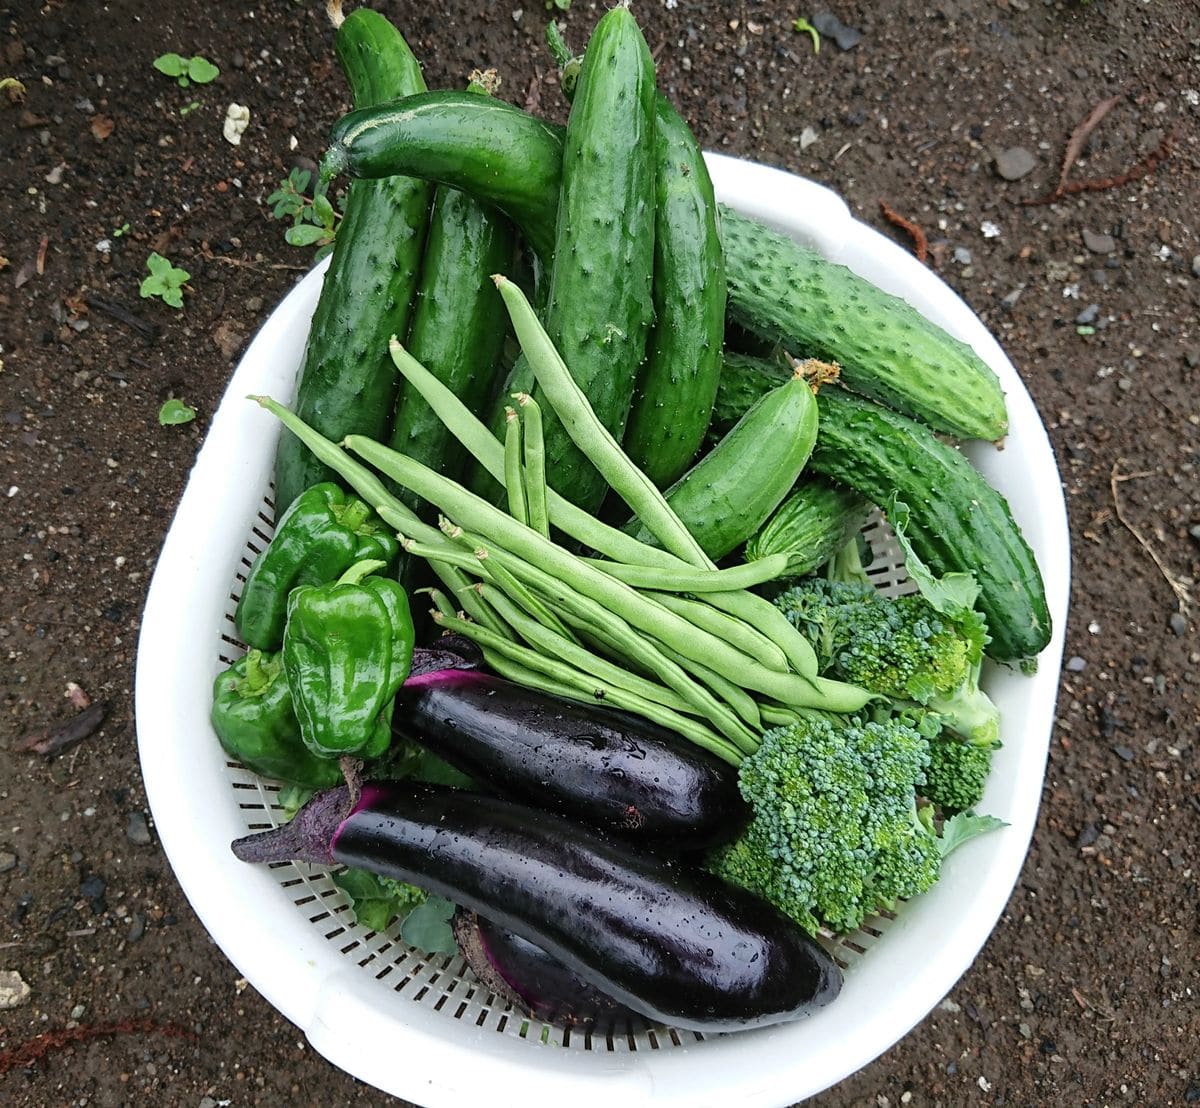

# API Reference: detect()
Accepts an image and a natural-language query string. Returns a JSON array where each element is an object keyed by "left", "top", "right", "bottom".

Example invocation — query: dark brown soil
[{"left": 2, "top": 1, "right": 1198, "bottom": 1104}]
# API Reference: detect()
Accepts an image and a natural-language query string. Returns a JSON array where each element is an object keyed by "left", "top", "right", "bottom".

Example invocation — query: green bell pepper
[
  {"left": 210, "top": 649, "right": 343, "bottom": 789},
  {"left": 282, "top": 559, "right": 415, "bottom": 759},
  {"left": 235, "top": 482, "right": 399, "bottom": 651}
]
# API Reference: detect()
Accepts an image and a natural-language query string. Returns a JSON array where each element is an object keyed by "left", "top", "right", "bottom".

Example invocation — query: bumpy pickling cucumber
[
  {"left": 273, "top": 9, "right": 432, "bottom": 518},
  {"left": 746, "top": 480, "right": 872, "bottom": 577},
  {"left": 719, "top": 210, "right": 1008, "bottom": 442},
  {"left": 715, "top": 351, "right": 1049, "bottom": 660}
]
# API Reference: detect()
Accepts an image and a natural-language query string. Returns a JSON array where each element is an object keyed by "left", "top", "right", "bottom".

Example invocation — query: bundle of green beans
[{"left": 254, "top": 277, "right": 871, "bottom": 768}]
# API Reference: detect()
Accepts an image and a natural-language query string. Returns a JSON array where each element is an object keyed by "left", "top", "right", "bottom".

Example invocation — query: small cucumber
[
  {"left": 719, "top": 210, "right": 1008, "bottom": 442},
  {"left": 390, "top": 100, "right": 516, "bottom": 510},
  {"left": 273, "top": 10, "right": 432, "bottom": 518},
  {"left": 632, "top": 368, "right": 818, "bottom": 560},
  {"left": 746, "top": 480, "right": 871, "bottom": 577},
  {"left": 622, "top": 95, "right": 726, "bottom": 489}
]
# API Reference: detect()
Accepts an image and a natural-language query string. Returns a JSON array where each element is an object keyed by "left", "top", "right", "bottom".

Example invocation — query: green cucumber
[
  {"left": 632, "top": 368, "right": 818, "bottom": 560},
  {"left": 325, "top": 96, "right": 1006, "bottom": 444},
  {"left": 716, "top": 353, "right": 1048, "bottom": 660},
  {"left": 323, "top": 90, "right": 565, "bottom": 269},
  {"left": 809, "top": 389, "right": 1049, "bottom": 660},
  {"left": 622, "top": 95, "right": 726, "bottom": 489},
  {"left": 746, "top": 480, "right": 871, "bottom": 577},
  {"left": 719, "top": 211, "right": 1008, "bottom": 442},
  {"left": 273, "top": 10, "right": 432, "bottom": 519},
  {"left": 390, "top": 101, "right": 516, "bottom": 511},
  {"left": 532, "top": 7, "right": 657, "bottom": 510}
]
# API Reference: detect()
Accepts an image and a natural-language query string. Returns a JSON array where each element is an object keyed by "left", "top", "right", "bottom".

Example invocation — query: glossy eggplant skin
[
  {"left": 394, "top": 668, "right": 746, "bottom": 847},
  {"left": 261, "top": 782, "right": 840, "bottom": 1032},
  {"left": 453, "top": 909, "right": 646, "bottom": 1034}
]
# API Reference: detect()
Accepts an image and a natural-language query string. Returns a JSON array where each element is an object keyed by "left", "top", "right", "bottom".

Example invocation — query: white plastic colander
[{"left": 135, "top": 159, "right": 1070, "bottom": 1106}]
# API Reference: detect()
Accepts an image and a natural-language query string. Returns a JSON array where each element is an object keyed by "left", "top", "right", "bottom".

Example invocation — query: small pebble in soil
[
  {"left": 126, "top": 811, "right": 152, "bottom": 845},
  {"left": 1169, "top": 612, "right": 1187, "bottom": 636},
  {"left": 1112, "top": 745, "right": 1135, "bottom": 763},
  {"left": 1076, "top": 823, "right": 1100, "bottom": 848},
  {"left": 810, "top": 11, "right": 864, "bottom": 51},
  {"left": 1083, "top": 229, "right": 1116, "bottom": 255},
  {"left": 0, "top": 849, "right": 16, "bottom": 873},
  {"left": 0, "top": 969, "right": 32, "bottom": 1010},
  {"left": 954, "top": 247, "right": 972, "bottom": 265},
  {"left": 70, "top": 1003, "right": 86, "bottom": 1020},
  {"left": 1192, "top": 255, "right": 1200, "bottom": 278},
  {"left": 993, "top": 146, "right": 1037, "bottom": 181},
  {"left": 1001, "top": 287, "right": 1023, "bottom": 308},
  {"left": 80, "top": 873, "right": 106, "bottom": 901},
  {"left": 127, "top": 912, "right": 147, "bottom": 943},
  {"left": 1075, "top": 304, "right": 1100, "bottom": 326},
  {"left": 1066, "top": 656, "right": 1086, "bottom": 672}
]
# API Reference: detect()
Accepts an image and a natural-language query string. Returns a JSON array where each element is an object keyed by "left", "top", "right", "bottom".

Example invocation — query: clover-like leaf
[
  {"left": 158, "top": 398, "right": 196, "bottom": 426},
  {"left": 153, "top": 52, "right": 187, "bottom": 78},
  {"left": 187, "top": 55, "right": 220, "bottom": 84}
]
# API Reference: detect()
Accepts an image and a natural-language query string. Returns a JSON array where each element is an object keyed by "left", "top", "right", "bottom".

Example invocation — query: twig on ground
[
  {"left": 0, "top": 1020, "right": 197, "bottom": 1076},
  {"left": 1110, "top": 461, "right": 1191, "bottom": 613},
  {"left": 84, "top": 294, "right": 161, "bottom": 341},
  {"left": 878, "top": 200, "right": 928, "bottom": 263},
  {"left": 14, "top": 701, "right": 109, "bottom": 756},
  {"left": 1022, "top": 89, "right": 1174, "bottom": 206}
]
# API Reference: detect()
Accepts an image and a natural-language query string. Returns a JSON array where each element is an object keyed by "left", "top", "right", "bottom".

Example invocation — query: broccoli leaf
[
  {"left": 938, "top": 812, "right": 1007, "bottom": 859},
  {"left": 399, "top": 895, "right": 457, "bottom": 954},
  {"left": 887, "top": 496, "right": 980, "bottom": 616},
  {"left": 333, "top": 868, "right": 427, "bottom": 934}
]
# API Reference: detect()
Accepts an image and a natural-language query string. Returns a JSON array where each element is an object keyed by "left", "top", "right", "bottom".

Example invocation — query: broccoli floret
[
  {"left": 774, "top": 527, "right": 1000, "bottom": 747},
  {"left": 924, "top": 736, "right": 998, "bottom": 813},
  {"left": 710, "top": 713, "right": 941, "bottom": 935}
]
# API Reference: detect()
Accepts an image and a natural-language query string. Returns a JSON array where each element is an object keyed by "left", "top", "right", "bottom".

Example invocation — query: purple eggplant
[
  {"left": 395, "top": 667, "right": 746, "bottom": 847},
  {"left": 232, "top": 782, "right": 842, "bottom": 1032},
  {"left": 453, "top": 909, "right": 647, "bottom": 1034}
]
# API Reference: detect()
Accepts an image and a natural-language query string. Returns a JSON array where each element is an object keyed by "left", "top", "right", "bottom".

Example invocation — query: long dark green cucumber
[
  {"left": 273, "top": 10, "right": 432, "bottom": 519},
  {"left": 325, "top": 92, "right": 1007, "bottom": 444},
  {"left": 530, "top": 7, "right": 657, "bottom": 510},
  {"left": 719, "top": 212, "right": 1008, "bottom": 442},
  {"left": 631, "top": 370, "right": 818, "bottom": 560},
  {"left": 323, "top": 91, "right": 564, "bottom": 265},
  {"left": 621, "top": 95, "right": 725, "bottom": 488},
  {"left": 715, "top": 354, "right": 1049, "bottom": 659},
  {"left": 390, "top": 172, "right": 515, "bottom": 510},
  {"left": 746, "top": 480, "right": 871, "bottom": 577}
]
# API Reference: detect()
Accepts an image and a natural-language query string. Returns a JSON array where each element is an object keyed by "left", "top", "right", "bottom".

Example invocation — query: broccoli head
[
  {"left": 709, "top": 713, "right": 941, "bottom": 935},
  {"left": 923, "top": 736, "right": 998, "bottom": 813}
]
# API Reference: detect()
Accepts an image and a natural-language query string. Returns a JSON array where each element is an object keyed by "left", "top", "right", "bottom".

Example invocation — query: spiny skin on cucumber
[
  {"left": 810, "top": 389, "right": 1050, "bottom": 661},
  {"left": 273, "top": 11, "right": 432, "bottom": 519},
  {"left": 622, "top": 94, "right": 726, "bottom": 489},
  {"left": 719, "top": 209, "right": 1009, "bottom": 443},
  {"left": 530, "top": 6, "right": 657, "bottom": 511}
]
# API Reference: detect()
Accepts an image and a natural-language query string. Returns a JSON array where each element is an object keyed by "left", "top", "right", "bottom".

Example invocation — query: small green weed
[
  {"left": 267, "top": 168, "right": 340, "bottom": 259},
  {"left": 153, "top": 53, "right": 220, "bottom": 88},
  {"left": 140, "top": 252, "right": 190, "bottom": 308},
  {"left": 158, "top": 398, "right": 196, "bottom": 426}
]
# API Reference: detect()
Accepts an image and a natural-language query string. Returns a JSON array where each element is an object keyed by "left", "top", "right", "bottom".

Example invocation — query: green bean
[
  {"left": 655, "top": 641, "right": 763, "bottom": 732},
  {"left": 584, "top": 553, "right": 790, "bottom": 593},
  {"left": 477, "top": 584, "right": 694, "bottom": 715},
  {"left": 445, "top": 523, "right": 580, "bottom": 646},
  {"left": 643, "top": 591, "right": 789, "bottom": 672},
  {"left": 493, "top": 275, "right": 715, "bottom": 571},
  {"left": 706, "top": 590, "right": 820, "bottom": 678},
  {"left": 760, "top": 703, "right": 803, "bottom": 728},
  {"left": 340, "top": 430, "right": 840, "bottom": 709},
  {"left": 502, "top": 406, "right": 529, "bottom": 527},
  {"left": 477, "top": 646, "right": 743, "bottom": 768},
  {"left": 431, "top": 561, "right": 510, "bottom": 636},
  {"left": 423, "top": 587, "right": 459, "bottom": 621},
  {"left": 514, "top": 393, "right": 549, "bottom": 538},
  {"left": 446, "top": 529, "right": 760, "bottom": 751},
  {"left": 385, "top": 338, "right": 699, "bottom": 565}
]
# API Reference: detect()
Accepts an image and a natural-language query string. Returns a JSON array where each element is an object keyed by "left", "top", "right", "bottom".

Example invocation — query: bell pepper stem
[
  {"left": 337, "top": 497, "right": 372, "bottom": 534},
  {"left": 336, "top": 558, "right": 388, "bottom": 586}
]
